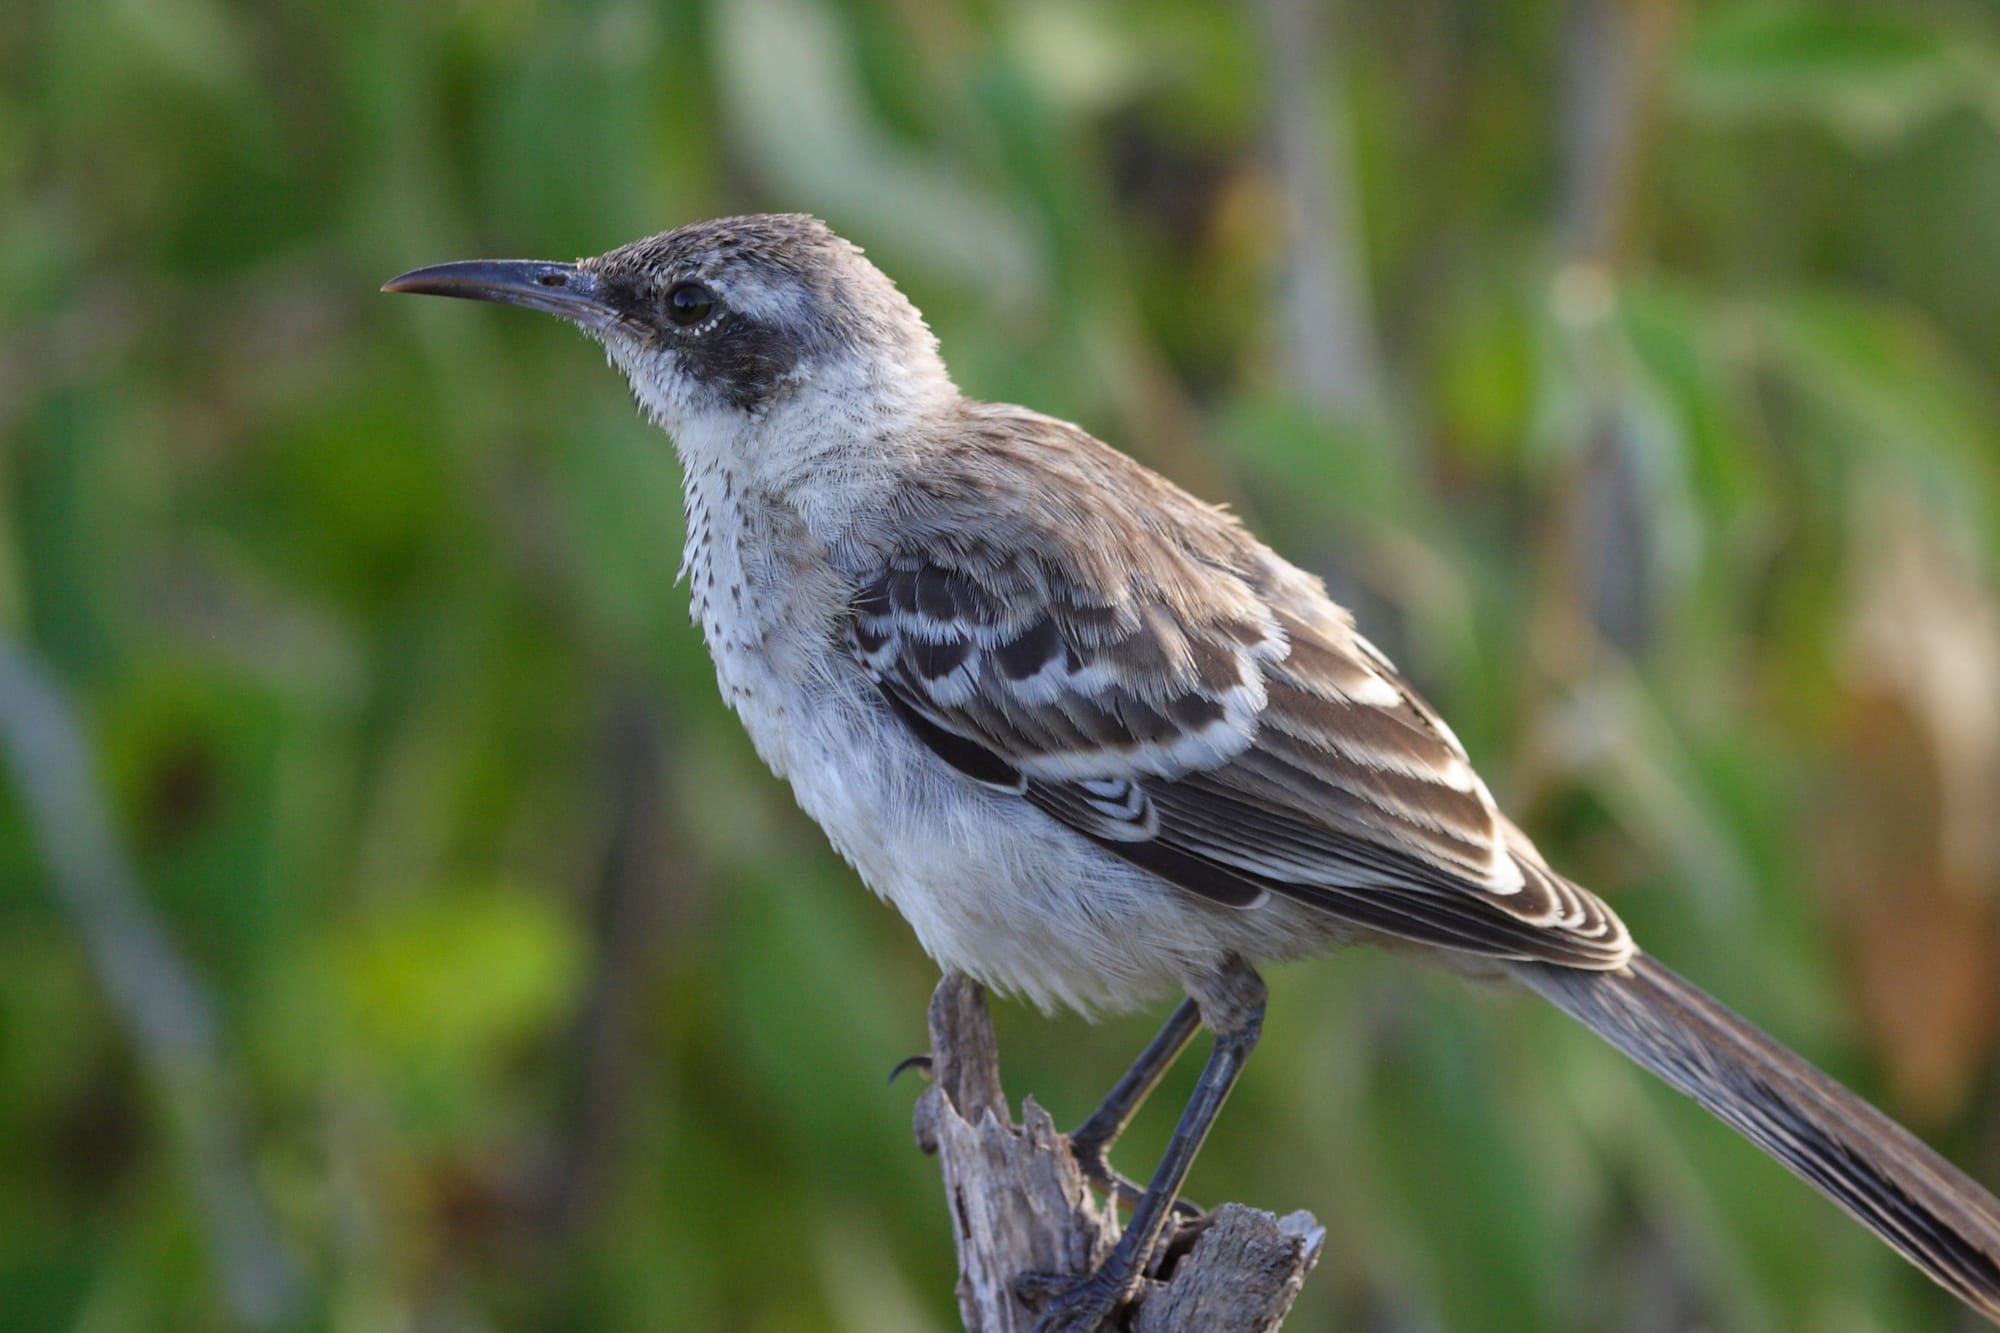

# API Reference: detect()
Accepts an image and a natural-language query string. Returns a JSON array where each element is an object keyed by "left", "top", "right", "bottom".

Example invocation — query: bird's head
[{"left": 385, "top": 214, "right": 953, "bottom": 466}]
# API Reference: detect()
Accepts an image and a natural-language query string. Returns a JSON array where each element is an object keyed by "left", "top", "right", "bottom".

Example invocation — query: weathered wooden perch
[{"left": 911, "top": 972, "right": 1324, "bottom": 1332}]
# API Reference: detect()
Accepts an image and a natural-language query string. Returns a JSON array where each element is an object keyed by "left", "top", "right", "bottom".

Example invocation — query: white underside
[{"left": 761, "top": 666, "right": 1338, "bottom": 1014}]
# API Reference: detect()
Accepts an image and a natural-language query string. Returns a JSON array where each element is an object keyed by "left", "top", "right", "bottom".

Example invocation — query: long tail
[{"left": 1512, "top": 952, "right": 2000, "bottom": 1321}]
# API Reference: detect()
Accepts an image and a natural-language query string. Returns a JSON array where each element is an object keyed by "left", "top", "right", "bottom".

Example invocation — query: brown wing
[{"left": 845, "top": 404, "right": 1632, "bottom": 969}]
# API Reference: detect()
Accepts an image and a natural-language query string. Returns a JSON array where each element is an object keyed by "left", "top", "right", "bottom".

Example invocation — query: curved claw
[{"left": 887, "top": 1053, "right": 933, "bottom": 1085}]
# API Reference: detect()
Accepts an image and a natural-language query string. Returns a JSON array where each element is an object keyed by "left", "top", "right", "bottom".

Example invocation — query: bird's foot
[{"left": 1016, "top": 1266, "right": 1135, "bottom": 1332}]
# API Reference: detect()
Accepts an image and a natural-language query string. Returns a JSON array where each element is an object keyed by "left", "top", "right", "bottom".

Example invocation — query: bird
[{"left": 386, "top": 213, "right": 2000, "bottom": 1330}]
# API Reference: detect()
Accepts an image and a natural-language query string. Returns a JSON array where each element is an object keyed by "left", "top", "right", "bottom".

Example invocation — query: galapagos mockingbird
[{"left": 387, "top": 214, "right": 2000, "bottom": 1329}]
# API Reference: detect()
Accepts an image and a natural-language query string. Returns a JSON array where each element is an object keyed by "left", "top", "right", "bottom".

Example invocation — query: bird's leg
[
  {"left": 1024, "top": 960, "right": 1266, "bottom": 1332},
  {"left": 1066, "top": 997, "right": 1202, "bottom": 1215}
]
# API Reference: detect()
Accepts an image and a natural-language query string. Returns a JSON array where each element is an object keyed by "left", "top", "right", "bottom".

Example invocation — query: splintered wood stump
[{"left": 910, "top": 973, "right": 1324, "bottom": 1332}]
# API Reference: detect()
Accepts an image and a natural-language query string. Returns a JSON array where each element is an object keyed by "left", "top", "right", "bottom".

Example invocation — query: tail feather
[{"left": 1514, "top": 952, "right": 2000, "bottom": 1322}]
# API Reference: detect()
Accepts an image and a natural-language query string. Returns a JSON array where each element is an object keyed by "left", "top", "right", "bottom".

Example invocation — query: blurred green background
[{"left": 6, "top": 0, "right": 2000, "bottom": 1328}]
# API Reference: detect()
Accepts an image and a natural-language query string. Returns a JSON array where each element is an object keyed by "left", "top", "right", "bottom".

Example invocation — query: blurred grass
[{"left": 6, "top": 0, "right": 2000, "bottom": 1329}]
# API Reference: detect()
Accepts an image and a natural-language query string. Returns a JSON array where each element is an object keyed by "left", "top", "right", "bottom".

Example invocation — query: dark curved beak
[{"left": 382, "top": 259, "right": 624, "bottom": 331}]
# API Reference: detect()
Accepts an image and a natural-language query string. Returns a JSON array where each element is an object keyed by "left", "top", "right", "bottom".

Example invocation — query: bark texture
[{"left": 911, "top": 972, "right": 1324, "bottom": 1331}]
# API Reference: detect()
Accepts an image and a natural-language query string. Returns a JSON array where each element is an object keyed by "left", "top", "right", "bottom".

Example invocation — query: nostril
[{"left": 538, "top": 273, "right": 568, "bottom": 287}]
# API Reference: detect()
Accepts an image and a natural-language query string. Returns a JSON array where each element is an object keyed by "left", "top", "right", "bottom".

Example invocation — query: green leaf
[
  {"left": 335, "top": 884, "right": 582, "bottom": 1103},
  {"left": 1677, "top": 4, "right": 1985, "bottom": 145},
  {"left": 1758, "top": 292, "right": 2000, "bottom": 557}
]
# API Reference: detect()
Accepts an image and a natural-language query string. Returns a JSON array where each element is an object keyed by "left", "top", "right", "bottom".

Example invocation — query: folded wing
[{"left": 846, "top": 418, "right": 1630, "bottom": 970}]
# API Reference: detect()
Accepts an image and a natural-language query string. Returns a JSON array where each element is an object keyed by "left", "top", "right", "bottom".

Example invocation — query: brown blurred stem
[
  {"left": 1557, "top": 0, "right": 1675, "bottom": 267},
  {"left": 529, "top": 684, "right": 676, "bottom": 1238},
  {"left": 1548, "top": 0, "right": 1678, "bottom": 661},
  {"left": 911, "top": 973, "right": 1324, "bottom": 1331},
  {"left": 1252, "top": 0, "right": 1383, "bottom": 419},
  {"left": 0, "top": 638, "right": 305, "bottom": 1328}
]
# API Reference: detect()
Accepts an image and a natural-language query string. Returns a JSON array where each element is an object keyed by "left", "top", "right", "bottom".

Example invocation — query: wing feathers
[
  {"left": 851, "top": 555, "right": 1277, "bottom": 781},
  {"left": 845, "top": 405, "right": 1634, "bottom": 971}
]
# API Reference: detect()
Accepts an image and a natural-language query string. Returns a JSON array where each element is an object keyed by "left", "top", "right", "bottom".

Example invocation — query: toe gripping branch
[{"left": 908, "top": 972, "right": 1325, "bottom": 1332}]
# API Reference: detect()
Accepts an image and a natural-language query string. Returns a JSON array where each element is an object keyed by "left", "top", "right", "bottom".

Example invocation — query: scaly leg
[
  {"left": 1067, "top": 998, "right": 1202, "bottom": 1213},
  {"left": 1026, "top": 960, "right": 1266, "bottom": 1332}
]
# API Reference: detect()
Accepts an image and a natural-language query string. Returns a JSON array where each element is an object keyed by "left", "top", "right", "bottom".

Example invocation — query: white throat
[{"left": 608, "top": 334, "right": 955, "bottom": 552}]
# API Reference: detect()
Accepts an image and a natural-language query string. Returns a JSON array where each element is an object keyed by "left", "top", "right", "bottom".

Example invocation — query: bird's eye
[{"left": 665, "top": 281, "right": 716, "bottom": 327}]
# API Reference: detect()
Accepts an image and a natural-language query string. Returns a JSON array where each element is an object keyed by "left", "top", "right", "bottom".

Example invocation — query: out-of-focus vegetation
[{"left": 5, "top": 1, "right": 2000, "bottom": 1328}]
